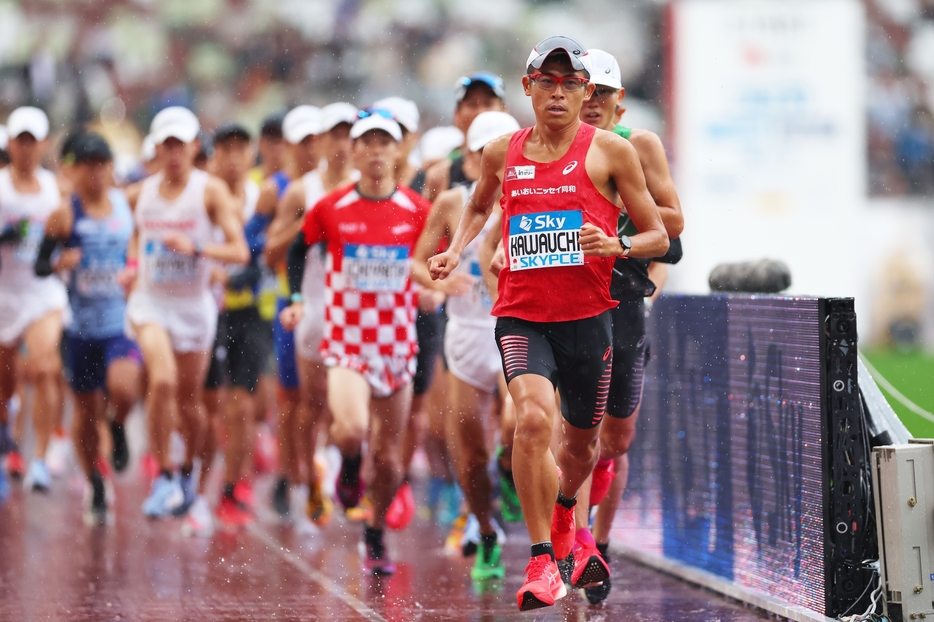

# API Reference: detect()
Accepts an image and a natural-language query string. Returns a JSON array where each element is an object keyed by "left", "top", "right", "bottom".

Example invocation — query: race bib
[
  {"left": 342, "top": 244, "right": 409, "bottom": 292},
  {"left": 13, "top": 222, "right": 43, "bottom": 266},
  {"left": 508, "top": 210, "right": 583, "bottom": 271},
  {"left": 144, "top": 239, "right": 198, "bottom": 283},
  {"left": 75, "top": 262, "right": 122, "bottom": 297}
]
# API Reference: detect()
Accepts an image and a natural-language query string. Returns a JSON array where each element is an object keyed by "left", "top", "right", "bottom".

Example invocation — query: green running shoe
[
  {"left": 471, "top": 541, "right": 506, "bottom": 580},
  {"left": 497, "top": 447, "right": 523, "bottom": 522}
]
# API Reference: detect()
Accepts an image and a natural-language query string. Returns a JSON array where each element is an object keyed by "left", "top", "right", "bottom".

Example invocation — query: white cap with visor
[
  {"left": 7, "top": 107, "right": 50, "bottom": 141},
  {"left": 467, "top": 112, "right": 520, "bottom": 153},
  {"left": 283, "top": 105, "right": 322, "bottom": 144},
  {"left": 150, "top": 107, "right": 200, "bottom": 144},
  {"left": 587, "top": 49, "right": 622, "bottom": 90}
]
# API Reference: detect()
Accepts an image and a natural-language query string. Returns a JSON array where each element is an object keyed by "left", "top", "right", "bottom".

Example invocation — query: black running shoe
[
  {"left": 84, "top": 472, "right": 108, "bottom": 525},
  {"left": 584, "top": 545, "right": 612, "bottom": 605},
  {"left": 557, "top": 550, "right": 574, "bottom": 585},
  {"left": 272, "top": 477, "right": 290, "bottom": 517},
  {"left": 110, "top": 420, "right": 129, "bottom": 473}
]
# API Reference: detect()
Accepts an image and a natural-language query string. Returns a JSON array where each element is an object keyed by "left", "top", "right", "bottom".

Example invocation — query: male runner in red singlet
[{"left": 429, "top": 36, "right": 668, "bottom": 611}]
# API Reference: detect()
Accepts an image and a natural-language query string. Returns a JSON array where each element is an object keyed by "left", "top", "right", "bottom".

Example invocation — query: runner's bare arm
[
  {"left": 630, "top": 129, "right": 683, "bottom": 239},
  {"left": 421, "top": 158, "right": 452, "bottom": 203},
  {"left": 428, "top": 134, "right": 508, "bottom": 281},
  {"left": 582, "top": 133, "right": 667, "bottom": 259},
  {"left": 263, "top": 180, "right": 305, "bottom": 267},
  {"left": 124, "top": 181, "right": 143, "bottom": 212},
  {"left": 412, "top": 188, "right": 471, "bottom": 295},
  {"left": 169, "top": 176, "right": 249, "bottom": 265}
]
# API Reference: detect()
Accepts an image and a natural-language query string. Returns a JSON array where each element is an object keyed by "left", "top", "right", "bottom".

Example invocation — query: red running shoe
[
  {"left": 517, "top": 554, "right": 567, "bottom": 611},
  {"left": 96, "top": 456, "right": 114, "bottom": 480},
  {"left": 571, "top": 534, "right": 610, "bottom": 588},
  {"left": 385, "top": 482, "right": 416, "bottom": 531},
  {"left": 589, "top": 459, "right": 616, "bottom": 507},
  {"left": 216, "top": 494, "right": 253, "bottom": 528},
  {"left": 335, "top": 462, "right": 364, "bottom": 510},
  {"left": 551, "top": 501, "right": 576, "bottom": 560},
  {"left": 6, "top": 450, "right": 25, "bottom": 479},
  {"left": 233, "top": 479, "right": 255, "bottom": 510},
  {"left": 140, "top": 452, "right": 160, "bottom": 480}
]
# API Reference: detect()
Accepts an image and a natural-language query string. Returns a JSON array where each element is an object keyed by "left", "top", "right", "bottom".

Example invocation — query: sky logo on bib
[
  {"left": 505, "top": 165, "right": 536, "bottom": 181},
  {"left": 507, "top": 210, "right": 584, "bottom": 271}
]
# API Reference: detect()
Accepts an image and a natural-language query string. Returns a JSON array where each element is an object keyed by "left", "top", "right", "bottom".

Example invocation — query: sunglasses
[
  {"left": 528, "top": 73, "right": 590, "bottom": 93},
  {"left": 358, "top": 108, "right": 395, "bottom": 120}
]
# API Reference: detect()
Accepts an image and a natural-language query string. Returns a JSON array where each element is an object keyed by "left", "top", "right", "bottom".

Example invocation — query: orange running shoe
[
  {"left": 517, "top": 554, "right": 566, "bottom": 611},
  {"left": 385, "top": 482, "right": 416, "bottom": 531},
  {"left": 551, "top": 501, "right": 576, "bottom": 560},
  {"left": 589, "top": 459, "right": 616, "bottom": 507}
]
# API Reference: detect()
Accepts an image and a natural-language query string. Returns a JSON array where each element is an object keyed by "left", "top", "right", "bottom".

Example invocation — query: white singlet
[
  {"left": 296, "top": 169, "right": 358, "bottom": 361},
  {"left": 443, "top": 184, "right": 502, "bottom": 393},
  {"left": 125, "top": 169, "right": 218, "bottom": 352},
  {"left": 0, "top": 167, "right": 69, "bottom": 347}
]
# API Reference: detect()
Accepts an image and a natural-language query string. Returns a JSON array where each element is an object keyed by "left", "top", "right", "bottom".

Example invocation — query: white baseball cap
[
  {"left": 350, "top": 112, "right": 402, "bottom": 142},
  {"left": 588, "top": 49, "right": 622, "bottom": 90},
  {"left": 526, "top": 35, "right": 594, "bottom": 79},
  {"left": 0, "top": 125, "right": 7, "bottom": 151},
  {"left": 372, "top": 97, "right": 420, "bottom": 133},
  {"left": 467, "top": 111, "right": 520, "bottom": 153},
  {"left": 418, "top": 126, "right": 464, "bottom": 162},
  {"left": 7, "top": 107, "right": 50, "bottom": 141},
  {"left": 141, "top": 134, "right": 156, "bottom": 162},
  {"left": 150, "top": 106, "right": 200, "bottom": 144},
  {"left": 319, "top": 103, "right": 359, "bottom": 133},
  {"left": 283, "top": 105, "right": 322, "bottom": 144}
]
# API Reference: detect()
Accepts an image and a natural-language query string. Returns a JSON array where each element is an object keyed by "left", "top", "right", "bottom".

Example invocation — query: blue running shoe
[
  {"left": 172, "top": 471, "right": 197, "bottom": 516},
  {"left": 24, "top": 459, "right": 51, "bottom": 492},
  {"left": 142, "top": 474, "right": 184, "bottom": 518},
  {"left": 437, "top": 482, "right": 464, "bottom": 527},
  {"left": 0, "top": 464, "right": 9, "bottom": 503}
]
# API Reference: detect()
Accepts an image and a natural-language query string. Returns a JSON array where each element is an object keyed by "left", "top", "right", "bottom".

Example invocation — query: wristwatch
[{"left": 618, "top": 235, "right": 632, "bottom": 257}]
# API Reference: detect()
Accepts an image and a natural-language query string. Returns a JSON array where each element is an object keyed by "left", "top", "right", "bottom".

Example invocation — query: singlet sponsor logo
[
  {"left": 510, "top": 185, "right": 576, "bottom": 198},
  {"left": 342, "top": 244, "right": 410, "bottom": 292},
  {"left": 391, "top": 223, "right": 414, "bottom": 236},
  {"left": 562, "top": 161, "right": 578, "bottom": 175},
  {"left": 140, "top": 217, "right": 198, "bottom": 231},
  {"left": 338, "top": 222, "right": 367, "bottom": 234},
  {"left": 507, "top": 210, "right": 584, "bottom": 271},
  {"left": 505, "top": 165, "right": 536, "bottom": 181}
]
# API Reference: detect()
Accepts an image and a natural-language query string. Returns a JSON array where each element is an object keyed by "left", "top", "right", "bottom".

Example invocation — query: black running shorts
[
  {"left": 495, "top": 311, "right": 613, "bottom": 430},
  {"left": 204, "top": 307, "right": 265, "bottom": 392},
  {"left": 413, "top": 308, "right": 446, "bottom": 396},
  {"left": 606, "top": 295, "right": 649, "bottom": 419}
]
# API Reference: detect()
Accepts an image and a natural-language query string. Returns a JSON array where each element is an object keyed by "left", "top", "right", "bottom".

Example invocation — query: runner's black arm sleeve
[
  {"left": 286, "top": 231, "right": 311, "bottom": 297},
  {"left": 34, "top": 234, "right": 64, "bottom": 277},
  {"left": 654, "top": 237, "right": 683, "bottom": 265}
]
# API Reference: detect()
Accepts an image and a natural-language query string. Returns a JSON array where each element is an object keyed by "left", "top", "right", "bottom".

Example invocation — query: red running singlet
[{"left": 492, "top": 122, "right": 620, "bottom": 323}]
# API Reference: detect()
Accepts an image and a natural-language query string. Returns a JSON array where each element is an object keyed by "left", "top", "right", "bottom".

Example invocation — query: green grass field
[{"left": 862, "top": 348, "right": 934, "bottom": 438}]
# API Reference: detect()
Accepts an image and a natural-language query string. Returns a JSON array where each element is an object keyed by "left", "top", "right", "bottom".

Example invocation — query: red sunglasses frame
[{"left": 528, "top": 73, "right": 591, "bottom": 91}]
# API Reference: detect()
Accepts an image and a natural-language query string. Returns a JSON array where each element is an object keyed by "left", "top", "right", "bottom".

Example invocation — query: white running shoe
[
  {"left": 46, "top": 434, "right": 72, "bottom": 478},
  {"left": 182, "top": 496, "right": 215, "bottom": 538},
  {"left": 24, "top": 459, "right": 51, "bottom": 492}
]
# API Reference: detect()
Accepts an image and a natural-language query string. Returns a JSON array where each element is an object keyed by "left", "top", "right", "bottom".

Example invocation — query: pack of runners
[{"left": 0, "top": 35, "right": 682, "bottom": 611}]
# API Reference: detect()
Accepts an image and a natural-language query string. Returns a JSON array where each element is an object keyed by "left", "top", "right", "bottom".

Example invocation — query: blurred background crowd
[{"left": 0, "top": 0, "right": 931, "bottom": 195}]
